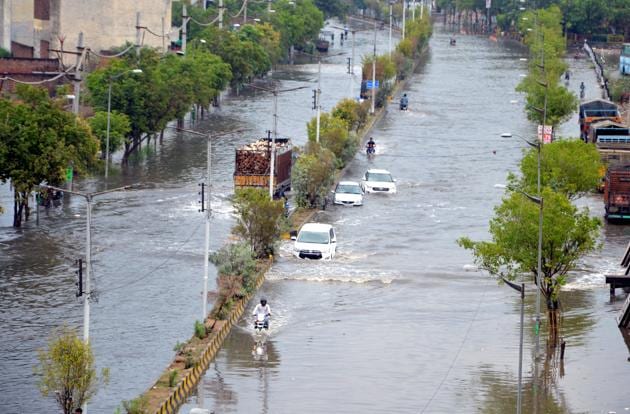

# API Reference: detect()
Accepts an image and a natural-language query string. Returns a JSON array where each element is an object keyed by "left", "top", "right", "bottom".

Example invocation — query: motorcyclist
[
  {"left": 366, "top": 137, "right": 376, "bottom": 154},
  {"left": 252, "top": 298, "right": 271, "bottom": 329},
  {"left": 400, "top": 93, "right": 409, "bottom": 110}
]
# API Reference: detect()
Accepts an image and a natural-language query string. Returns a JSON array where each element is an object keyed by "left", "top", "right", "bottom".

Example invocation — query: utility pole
[
  {"left": 182, "top": 5, "right": 190, "bottom": 54},
  {"left": 38, "top": 184, "right": 131, "bottom": 414},
  {"left": 219, "top": 0, "right": 224, "bottom": 29},
  {"left": 244, "top": 0, "right": 248, "bottom": 24},
  {"left": 270, "top": 90, "right": 278, "bottom": 198},
  {"left": 413, "top": 0, "right": 416, "bottom": 20},
  {"left": 135, "top": 13, "right": 142, "bottom": 56},
  {"left": 389, "top": 1, "right": 394, "bottom": 57},
  {"left": 316, "top": 58, "right": 321, "bottom": 143},
  {"left": 402, "top": 0, "right": 406, "bottom": 39},
  {"left": 72, "top": 32, "right": 84, "bottom": 115},
  {"left": 371, "top": 21, "right": 377, "bottom": 114}
]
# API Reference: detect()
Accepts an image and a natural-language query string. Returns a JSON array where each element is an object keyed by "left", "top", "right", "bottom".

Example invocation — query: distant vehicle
[
  {"left": 579, "top": 99, "right": 623, "bottom": 142},
  {"left": 361, "top": 169, "right": 397, "bottom": 194},
  {"left": 620, "top": 43, "right": 630, "bottom": 75},
  {"left": 604, "top": 164, "right": 630, "bottom": 220},
  {"left": 233, "top": 137, "right": 292, "bottom": 197},
  {"left": 292, "top": 223, "right": 337, "bottom": 260},
  {"left": 333, "top": 181, "right": 364, "bottom": 206}
]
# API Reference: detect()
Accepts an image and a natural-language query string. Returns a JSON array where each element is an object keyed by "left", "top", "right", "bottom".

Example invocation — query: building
[{"left": 0, "top": 0, "right": 172, "bottom": 61}]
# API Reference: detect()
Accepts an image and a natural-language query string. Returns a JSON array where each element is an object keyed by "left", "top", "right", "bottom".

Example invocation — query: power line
[
  {"left": 99, "top": 221, "right": 204, "bottom": 295},
  {"left": 420, "top": 278, "right": 490, "bottom": 413}
]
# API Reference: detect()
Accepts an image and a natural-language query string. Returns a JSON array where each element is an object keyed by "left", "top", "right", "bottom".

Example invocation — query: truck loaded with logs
[{"left": 233, "top": 137, "right": 293, "bottom": 197}]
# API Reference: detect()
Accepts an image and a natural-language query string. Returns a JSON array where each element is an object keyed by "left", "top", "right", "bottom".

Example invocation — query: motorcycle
[
  {"left": 254, "top": 312, "right": 270, "bottom": 332},
  {"left": 399, "top": 101, "right": 408, "bottom": 111},
  {"left": 366, "top": 145, "right": 376, "bottom": 157}
]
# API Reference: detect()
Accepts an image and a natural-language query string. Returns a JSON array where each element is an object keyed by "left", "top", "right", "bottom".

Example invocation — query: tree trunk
[{"left": 12, "top": 189, "right": 27, "bottom": 227}]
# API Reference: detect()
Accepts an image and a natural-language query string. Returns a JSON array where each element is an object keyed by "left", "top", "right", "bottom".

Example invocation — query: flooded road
[
  {"left": 1, "top": 18, "right": 629, "bottom": 412},
  {"left": 0, "top": 20, "right": 392, "bottom": 413},
  {"left": 180, "top": 29, "right": 630, "bottom": 413}
]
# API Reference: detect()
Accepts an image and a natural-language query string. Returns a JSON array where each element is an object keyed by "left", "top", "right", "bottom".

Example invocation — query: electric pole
[
  {"left": 371, "top": 21, "right": 377, "bottom": 114},
  {"left": 219, "top": 0, "right": 224, "bottom": 29}
]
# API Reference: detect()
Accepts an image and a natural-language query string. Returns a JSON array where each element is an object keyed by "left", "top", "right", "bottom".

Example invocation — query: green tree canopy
[
  {"left": 511, "top": 139, "right": 603, "bottom": 199},
  {"left": 307, "top": 113, "right": 354, "bottom": 167},
  {"left": 0, "top": 85, "right": 99, "bottom": 227},
  {"left": 233, "top": 187, "right": 285, "bottom": 258},
  {"left": 458, "top": 188, "right": 601, "bottom": 313},
  {"left": 292, "top": 142, "right": 336, "bottom": 208},
  {"left": 35, "top": 326, "right": 109, "bottom": 414},
  {"left": 89, "top": 111, "right": 131, "bottom": 157}
]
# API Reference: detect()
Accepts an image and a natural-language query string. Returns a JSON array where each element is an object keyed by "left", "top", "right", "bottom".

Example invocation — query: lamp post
[
  {"left": 502, "top": 276, "right": 526, "bottom": 414},
  {"left": 371, "top": 20, "right": 377, "bottom": 114},
  {"left": 501, "top": 131, "right": 543, "bottom": 367},
  {"left": 389, "top": 1, "right": 395, "bottom": 57},
  {"left": 105, "top": 69, "right": 143, "bottom": 179},
  {"left": 38, "top": 184, "right": 131, "bottom": 414}
]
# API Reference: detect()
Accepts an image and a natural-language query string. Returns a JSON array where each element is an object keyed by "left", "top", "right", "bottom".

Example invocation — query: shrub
[
  {"left": 194, "top": 320, "right": 206, "bottom": 339},
  {"left": 292, "top": 142, "right": 336, "bottom": 208},
  {"left": 184, "top": 351, "right": 194, "bottom": 369},
  {"left": 168, "top": 370, "right": 178, "bottom": 387},
  {"left": 232, "top": 188, "right": 285, "bottom": 258},
  {"left": 211, "top": 242, "right": 257, "bottom": 293},
  {"left": 173, "top": 341, "right": 184, "bottom": 354},
  {"left": 121, "top": 396, "right": 149, "bottom": 414},
  {"left": 331, "top": 99, "right": 360, "bottom": 131},
  {"left": 0, "top": 48, "right": 10, "bottom": 58}
]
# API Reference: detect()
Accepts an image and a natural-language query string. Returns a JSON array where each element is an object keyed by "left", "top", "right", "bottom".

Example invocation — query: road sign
[
  {"left": 366, "top": 80, "right": 380, "bottom": 89},
  {"left": 537, "top": 125, "right": 553, "bottom": 144}
]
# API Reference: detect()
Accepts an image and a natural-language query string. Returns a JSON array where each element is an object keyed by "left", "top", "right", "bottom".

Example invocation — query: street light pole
[
  {"left": 38, "top": 183, "right": 131, "bottom": 414},
  {"left": 371, "top": 21, "right": 377, "bottom": 114},
  {"left": 270, "top": 90, "right": 278, "bottom": 198},
  {"left": 389, "top": 1, "right": 394, "bottom": 57},
  {"left": 402, "top": 0, "right": 406, "bottom": 39},
  {"left": 316, "top": 58, "right": 321, "bottom": 144}
]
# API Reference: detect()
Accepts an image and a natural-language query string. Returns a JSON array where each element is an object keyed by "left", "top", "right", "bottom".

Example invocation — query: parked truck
[
  {"left": 579, "top": 99, "right": 623, "bottom": 141},
  {"left": 604, "top": 164, "right": 630, "bottom": 220},
  {"left": 233, "top": 137, "right": 292, "bottom": 197}
]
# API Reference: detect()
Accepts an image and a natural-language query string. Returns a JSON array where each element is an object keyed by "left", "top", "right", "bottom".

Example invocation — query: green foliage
[
  {"left": 89, "top": 111, "right": 131, "bottom": 157},
  {"left": 362, "top": 55, "right": 397, "bottom": 82},
  {"left": 271, "top": 0, "right": 324, "bottom": 53},
  {"left": 292, "top": 142, "right": 336, "bottom": 208},
  {"left": 184, "top": 351, "right": 194, "bottom": 369},
  {"left": 331, "top": 98, "right": 366, "bottom": 132},
  {"left": 458, "top": 188, "right": 601, "bottom": 308},
  {"left": 0, "top": 85, "right": 99, "bottom": 227},
  {"left": 610, "top": 76, "right": 630, "bottom": 102},
  {"left": 313, "top": 0, "right": 351, "bottom": 18},
  {"left": 173, "top": 341, "right": 184, "bottom": 354},
  {"left": 194, "top": 320, "right": 207, "bottom": 339},
  {"left": 121, "top": 396, "right": 149, "bottom": 414},
  {"left": 513, "top": 139, "right": 603, "bottom": 199},
  {"left": 0, "top": 47, "right": 10, "bottom": 57},
  {"left": 232, "top": 188, "right": 285, "bottom": 257},
  {"left": 516, "top": 7, "right": 578, "bottom": 127},
  {"left": 168, "top": 370, "right": 178, "bottom": 387},
  {"left": 307, "top": 113, "right": 352, "bottom": 167},
  {"left": 210, "top": 242, "right": 258, "bottom": 294},
  {"left": 197, "top": 25, "right": 271, "bottom": 88},
  {"left": 34, "top": 326, "right": 109, "bottom": 414}
]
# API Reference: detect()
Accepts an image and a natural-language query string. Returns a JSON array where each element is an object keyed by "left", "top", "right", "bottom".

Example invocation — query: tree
[
  {"left": 232, "top": 188, "right": 285, "bottom": 258},
  {"left": 513, "top": 139, "right": 603, "bottom": 200},
  {"left": 307, "top": 113, "right": 354, "bottom": 167},
  {"left": 458, "top": 188, "right": 601, "bottom": 333},
  {"left": 89, "top": 111, "right": 131, "bottom": 158},
  {"left": 292, "top": 143, "right": 336, "bottom": 208},
  {"left": 0, "top": 85, "right": 99, "bottom": 227},
  {"left": 271, "top": 0, "right": 324, "bottom": 54},
  {"left": 35, "top": 326, "right": 109, "bottom": 414}
]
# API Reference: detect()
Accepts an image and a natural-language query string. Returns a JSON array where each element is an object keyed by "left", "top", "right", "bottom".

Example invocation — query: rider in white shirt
[{"left": 252, "top": 298, "right": 271, "bottom": 329}]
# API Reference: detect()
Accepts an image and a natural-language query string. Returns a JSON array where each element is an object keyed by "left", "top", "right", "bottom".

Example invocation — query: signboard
[
  {"left": 366, "top": 80, "right": 380, "bottom": 89},
  {"left": 537, "top": 125, "right": 553, "bottom": 144},
  {"left": 486, "top": 0, "right": 491, "bottom": 8}
]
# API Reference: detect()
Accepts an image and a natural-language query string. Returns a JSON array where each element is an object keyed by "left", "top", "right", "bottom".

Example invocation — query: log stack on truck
[
  {"left": 233, "top": 137, "right": 292, "bottom": 197},
  {"left": 604, "top": 164, "right": 630, "bottom": 220}
]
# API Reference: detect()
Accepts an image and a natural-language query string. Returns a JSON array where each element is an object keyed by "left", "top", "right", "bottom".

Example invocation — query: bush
[
  {"left": 121, "top": 396, "right": 149, "bottom": 414},
  {"left": 610, "top": 77, "right": 630, "bottom": 102},
  {"left": 307, "top": 113, "right": 352, "bottom": 167},
  {"left": 211, "top": 242, "right": 257, "bottom": 293},
  {"left": 331, "top": 99, "right": 361, "bottom": 131},
  {"left": 184, "top": 351, "right": 194, "bottom": 369},
  {"left": 173, "top": 341, "right": 184, "bottom": 354},
  {"left": 292, "top": 142, "right": 336, "bottom": 208},
  {"left": 0, "top": 48, "right": 10, "bottom": 58},
  {"left": 194, "top": 320, "right": 206, "bottom": 339},
  {"left": 168, "top": 370, "right": 178, "bottom": 387},
  {"left": 232, "top": 188, "right": 285, "bottom": 258}
]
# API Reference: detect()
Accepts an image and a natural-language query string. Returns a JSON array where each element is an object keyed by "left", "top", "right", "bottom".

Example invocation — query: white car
[
  {"left": 333, "top": 181, "right": 364, "bottom": 206},
  {"left": 361, "top": 169, "right": 397, "bottom": 194},
  {"left": 292, "top": 223, "right": 337, "bottom": 260}
]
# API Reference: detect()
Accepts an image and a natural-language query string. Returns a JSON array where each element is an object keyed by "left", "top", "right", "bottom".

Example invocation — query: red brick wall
[
  {"left": 34, "top": 0, "right": 51, "bottom": 20},
  {"left": 0, "top": 57, "right": 62, "bottom": 93}
]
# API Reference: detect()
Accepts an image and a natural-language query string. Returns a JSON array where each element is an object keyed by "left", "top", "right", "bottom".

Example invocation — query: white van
[{"left": 292, "top": 223, "right": 337, "bottom": 260}]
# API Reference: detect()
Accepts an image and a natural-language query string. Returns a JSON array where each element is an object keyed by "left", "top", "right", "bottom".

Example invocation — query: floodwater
[
  {"left": 179, "top": 27, "right": 630, "bottom": 414},
  {"left": 1, "top": 19, "right": 629, "bottom": 413}
]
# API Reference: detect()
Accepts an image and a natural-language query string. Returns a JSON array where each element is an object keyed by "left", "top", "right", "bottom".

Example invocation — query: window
[{"left": 34, "top": 0, "right": 50, "bottom": 20}]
